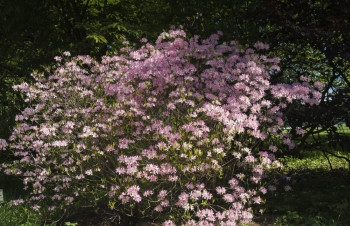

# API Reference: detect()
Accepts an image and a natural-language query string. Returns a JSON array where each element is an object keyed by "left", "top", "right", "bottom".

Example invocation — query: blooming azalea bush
[{"left": 0, "top": 29, "right": 323, "bottom": 225}]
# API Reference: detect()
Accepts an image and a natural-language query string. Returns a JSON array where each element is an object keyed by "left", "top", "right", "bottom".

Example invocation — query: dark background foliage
[{"left": 1, "top": 0, "right": 349, "bottom": 165}]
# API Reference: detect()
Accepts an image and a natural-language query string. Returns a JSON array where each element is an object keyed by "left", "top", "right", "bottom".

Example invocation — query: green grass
[
  {"left": 255, "top": 147, "right": 350, "bottom": 226},
  {"left": 282, "top": 151, "right": 350, "bottom": 171},
  {"left": 260, "top": 169, "right": 350, "bottom": 226}
]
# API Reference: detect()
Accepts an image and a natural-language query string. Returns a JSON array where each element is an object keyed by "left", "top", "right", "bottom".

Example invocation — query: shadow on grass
[{"left": 255, "top": 169, "right": 350, "bottom": 226}]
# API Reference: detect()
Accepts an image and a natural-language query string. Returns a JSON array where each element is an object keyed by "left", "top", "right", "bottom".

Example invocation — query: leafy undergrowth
[{"left": 0, "top": 202, "right": 43, "bottom": 226}]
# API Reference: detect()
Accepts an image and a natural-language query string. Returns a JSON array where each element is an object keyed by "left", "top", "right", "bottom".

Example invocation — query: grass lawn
[{"left": 254, "top": 149, "right": 350, "bottom": 226}]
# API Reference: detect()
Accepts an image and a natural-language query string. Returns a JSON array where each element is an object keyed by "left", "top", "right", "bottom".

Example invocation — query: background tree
[
  {"left": 250, "top": 0, "right": 350, "bottom": 163},
  {"left": 1, "top": 0, "right": 349, "bottom": 163}
]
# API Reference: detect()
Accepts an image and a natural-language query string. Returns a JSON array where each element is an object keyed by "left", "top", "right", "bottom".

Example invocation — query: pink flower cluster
[
  {"left": 1, "top": 29, "right": 322, "bottom": 224},
  {"left": 0, "top": 139, "right": 7, "bottom": 150}
]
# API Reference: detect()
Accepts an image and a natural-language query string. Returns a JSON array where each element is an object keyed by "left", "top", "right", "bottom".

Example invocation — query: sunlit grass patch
[{"left": 282, "top": 151, "right": 350, "bottom": 171}]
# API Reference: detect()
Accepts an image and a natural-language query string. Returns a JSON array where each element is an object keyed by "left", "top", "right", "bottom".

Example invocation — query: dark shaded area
[
  {"left": 0, "top": 175, "right": 26, "bottom": 201},
  {"left": 59, "top": 208, "right": 162, "bottom": 226},
  {"left": 257, "top": 169, "right": 350, "bottom": 225}
]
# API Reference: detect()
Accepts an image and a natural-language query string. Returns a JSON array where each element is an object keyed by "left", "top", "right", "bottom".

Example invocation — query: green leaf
[{"left": 86, "top": 34, "right": 108, "bottom": 44}]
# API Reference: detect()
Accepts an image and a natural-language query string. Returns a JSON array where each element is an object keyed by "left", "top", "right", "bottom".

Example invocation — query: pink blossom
[
  {"left": 175, "top": 192, "right": 189, "bottom": 207},
  {"left": 158, "top": 190, "right": 167, "bottom": 200},
  {"left": 127, "top": 185, "right": 142, "bottom": 202},
  {"left": 196, "top": 208, "right": 216, "bottom": 222},
  {"left": 161, "top": 199, "right": 169, "bottom": 207},
  {"left": 252, "top": 196, "right": 262, "bottom": 204},
  {"left": 244, "top": 155, "right": 256, "bottom": 163},
  {"left": 296, "top": 127, "right": 305, "bottom": 136},
  {"left": 85, "top": 169, "right": 93, "bottom": 175},
  {"left": 223, "top": 194, "right": 235, "bottom": 203},
  {"left": 154, "top": 205, "right": 163, "bottom": 212},
  {"left": 118, "top": 138, "right": 134, "bottom": 149},
  {"left": 168, "top": 175, "right": 178, "bottom": 181},
  {"left": 202, "top": 189, "right": 213, "bottom": 200},
  {"left": 216, "top": 186, "right": 227, "bottom": 195},
  {"left": 116, "top": 167, "right": 126, "bottom": 175},
  {"left": 284, "top": 185, "right": 292, "bottom": 191},
  {"left": 0, "top": 139, "right": 8, "bottom": 150},
  {"left": 31, "top": 204, "right": 41, "bottom": 211},
  {"left": 190, "top": 189, "right": 202, "bottom": 201},
  {"left": 65, "top": 196, "right": 74, "bottom": 204},
  {"left": 11, "top": 199, "right": 24, "bottom": 206},
  {"left": 268, "top": 185, "right": 276, "bottom": 192},
  {"left": 314, "top": 81, "right": 324, "bottom": 89},
  {"left": 52, "top": 140, "right": 68, "bottom": 147},
  {"left": 143, "top": 190, "right": 154, "bottom": 197},
  {"left": 163, "top": 220, "right": 175, "bottom": 226},
  {"left": 63, "top": 51, "right": 71, "bottom": 57},
  {"left": 118, "top": 193, "right": 130, "bottom": 203},
  {"left": 145, "top": 164, "right": 159, "bottom": 174},
  {"left": 254, "top": 42, "right": 269, "bottom": 50},
  {"left": 269, "top": 145, "right": 278, "bottom": 152},
  {"left": 54, "top": 56, "right": 62, "bottom": 62}
]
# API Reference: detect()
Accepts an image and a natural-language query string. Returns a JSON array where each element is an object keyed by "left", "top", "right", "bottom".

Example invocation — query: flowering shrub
[{"left": 0, "top": 30, "right": 322, "bottom": 225}]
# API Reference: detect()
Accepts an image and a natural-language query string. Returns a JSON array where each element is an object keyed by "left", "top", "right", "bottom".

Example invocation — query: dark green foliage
[{"left": 254, "top": 0, "right": 350, "bottom": 156}]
